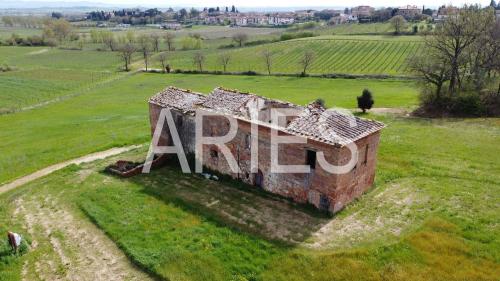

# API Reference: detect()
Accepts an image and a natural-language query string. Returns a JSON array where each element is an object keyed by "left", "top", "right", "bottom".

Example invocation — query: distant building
[
  {"left": 162, "top": 22, "right": 182, "bottom": 30},
  {"left": 295, "top": 10, "right": 316, "bottom": 20},
  {"left": 434, "top": 5, "right": 459, "bottom": 22},
  {"left": 268, "top": 13, "right": 295, "bottom": 25},
  {"left": 351, "top": 6, "right": 374, "bottom": 18},
  {"left": 330, "top": 14, "right": 349, "bottom": 25},
  {"left": 397, "top": 5, "right": 423, "bottom": 19}
]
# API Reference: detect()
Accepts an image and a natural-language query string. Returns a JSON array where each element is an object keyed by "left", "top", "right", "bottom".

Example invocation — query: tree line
[
  {"left": 408, "top": 5, "right": 500, "bottom": 116},
  {"left": 0, "top": 19, "right": 78, "bottom": 47}
]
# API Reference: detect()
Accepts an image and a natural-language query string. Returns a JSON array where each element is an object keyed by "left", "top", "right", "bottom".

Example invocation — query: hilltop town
[{"left": 80, "top": 4, "right": 500, "bottom": 28}]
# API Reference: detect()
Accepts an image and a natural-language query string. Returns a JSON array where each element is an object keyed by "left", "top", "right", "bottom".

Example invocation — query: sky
[{"left": 21, "top": 0, "right": 492, "bottom": 8}]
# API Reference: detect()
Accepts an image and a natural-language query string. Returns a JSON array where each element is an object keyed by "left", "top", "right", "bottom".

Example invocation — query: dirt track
[
  {"left": 14, "top": 195, "right": 152, "bottom": 281},
  {"left": 0, "top": 145, "right": 141, "bottom": 195}
]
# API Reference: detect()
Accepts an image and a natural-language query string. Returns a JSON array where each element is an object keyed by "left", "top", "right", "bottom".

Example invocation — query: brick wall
[{"left": 149, "top": 104, "right": 381, "bottom": 213}]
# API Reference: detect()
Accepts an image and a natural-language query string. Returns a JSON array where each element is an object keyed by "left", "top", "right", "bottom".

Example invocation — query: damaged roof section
[
  {"left": 150, "top": 86, "right": 385, "bottom": 145},
  {"left": 149, "top": 86, "right": 206, "bottom": 114},
  {"left": 286, "top": 102, "right": 386, "bottom": 145},
  {"left": 202, "top": 87, "right": 256, "bottom": 115}
]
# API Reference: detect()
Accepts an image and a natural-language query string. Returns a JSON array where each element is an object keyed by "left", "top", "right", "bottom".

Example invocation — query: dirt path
[
  {"left": 364, "top": 107, "right": 410, "bottom": 116},
  {"left": 0, "top": 145, "right": 141, "bottom": 195},
  {"left": 13, "top": 195, "right": 152, "bottom": 281}
]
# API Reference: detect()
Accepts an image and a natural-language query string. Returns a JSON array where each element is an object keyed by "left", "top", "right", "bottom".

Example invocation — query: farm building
[{"left": 148, "top": 87, "right": 385, "bottom": 213}]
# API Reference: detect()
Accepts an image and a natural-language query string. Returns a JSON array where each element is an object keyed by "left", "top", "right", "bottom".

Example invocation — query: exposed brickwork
[{"left": 148, "top": 87, "right": 385, "bottom": 213}]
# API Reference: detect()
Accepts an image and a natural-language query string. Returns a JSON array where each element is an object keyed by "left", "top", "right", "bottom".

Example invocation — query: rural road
[{"left": 0, "top": 145, "right": 142, "bottom": 195}]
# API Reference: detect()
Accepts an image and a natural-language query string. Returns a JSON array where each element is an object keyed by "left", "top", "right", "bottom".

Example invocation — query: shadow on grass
[{"left": 121, "top": 159, "right": 333, "bottom": 245}]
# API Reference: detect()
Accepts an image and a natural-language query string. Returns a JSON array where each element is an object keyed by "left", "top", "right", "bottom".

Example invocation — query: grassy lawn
[
  {"left": 0, "top": 46, "right": 132, "bottom": 112},
  {"left": 0, "top": 115, "right": 498, "bottom": 281},
  {"left": 154, "top": 36, "right": 423, "bottom": 76},
  {"left": 0, "top": 46, "right": 124, "bottom": 71},
  {"left": 0, "top": 73, "right": 418, "bottom": 185}
]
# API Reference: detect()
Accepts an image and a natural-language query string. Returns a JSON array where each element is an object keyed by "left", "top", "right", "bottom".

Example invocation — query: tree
[
  {"left": 2, "top": 16, "right": 14, "bottom": 27},
  {"left": 299, "top": 51, "right": 315, "bottom": 76},
  {"left": 490, "top": 0, "right": 497, "bottom": 8},
  {"left": 232, "top": 32, "right": 248, "bottom": 47},
  {"left": 178, "top": 8, "right": 188, "bottom": 20},
  {"left": 190, "top": 8, "right": 200, "bottom": 18},
  {"left": 43, "top": 19, "right": 72, "bottom": 42},
  {"left": 150, "top": 33, "right": 160, "bottom": 52},
  {"left": 428, "top": 6, "right": 493, "bottom": 94},
  {"left": 118, "top": 43, "right": 135, "bottom": 71},
  {"left": 357, "top": 89, "right": 374, "bottom": 113},
  {"left": 163, "top": 32, "right": 176, "bottom": 51},
  {"left": 126, "top": 30, "right": 135, "bottom": 43},
  {"left": 261, "top": 49, "right": 273, "bottom": 75},
  {"left": 390, "top": 15, "right": 407, "bottom": 35},
  {"left": 193, "top": 52, "right": 205, "bottom": 71},
  {"left": 138, "top": 35, "right": 152, "bottom": 71},
  {"left": 408, "top": 53, "right": 451, "bottom": 101},
  {"left": 101, "top": 31, "right": 116, "bottom": 51},
  {"left": 218, "top": 53, "right": 231, "bottom": 72},
  {"left": 158, "top": 52, "right": 168, "bottom": 73}
]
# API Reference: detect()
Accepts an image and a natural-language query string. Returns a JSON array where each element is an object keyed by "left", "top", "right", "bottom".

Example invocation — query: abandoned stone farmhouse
[{"left": 148, "top": 86, "right": 385, "bottom": 213}]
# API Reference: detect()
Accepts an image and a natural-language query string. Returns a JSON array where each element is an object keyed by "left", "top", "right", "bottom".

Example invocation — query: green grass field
[
  {"left": 0, "top": 46, "right": 128, "bottom": 112},
  {"left": 0, "top": 32, "right": 498, "bottom": 281},
  {"left": 1, "top": 114, "right": 498, "bottom": 281},
  {"left": 0, "top": 72, "right": 418, "bottom": 185},
  {"left": 155, "top": 36, "right": 423, "bottom": 75}
]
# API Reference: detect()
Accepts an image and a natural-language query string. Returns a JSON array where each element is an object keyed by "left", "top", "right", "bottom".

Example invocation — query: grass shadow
[{"left": 120, "top": 159, "right": 334, "bottom": 245}]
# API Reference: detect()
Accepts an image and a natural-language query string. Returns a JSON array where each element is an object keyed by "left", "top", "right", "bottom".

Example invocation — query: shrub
[
  {"left": 449, "top": 92, "right": 484, "bottom": 116},
  {"left": 480, "top": 91, "right": 500, "bottom": 116},
  {"left": 242, "top": 70, "right": 257, "bottom": 76},
  {"left": 357, "top": 89, "right": 374, "bottom": 113},
  {"left": 0, "top": 65, "right": 13, "bottom": 72},
  {"left": 279, "top": 32, "right": 315, "bottom": 41}
]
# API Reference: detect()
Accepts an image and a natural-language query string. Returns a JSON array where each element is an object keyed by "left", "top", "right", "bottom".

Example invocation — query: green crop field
[
  {"left": 0, "top": 46, "right": 130, "bottom": 112},
  {"left": 316, "top": 22, "right": 394, "bottom": 35},
  {"left": 155, "top": 36, "right": 424, "bottom": 75}
]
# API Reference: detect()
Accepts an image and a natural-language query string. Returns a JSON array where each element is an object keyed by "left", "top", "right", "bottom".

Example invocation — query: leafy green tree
[{"left": 390, "top": 15, "right": 407, "bottom": 35}]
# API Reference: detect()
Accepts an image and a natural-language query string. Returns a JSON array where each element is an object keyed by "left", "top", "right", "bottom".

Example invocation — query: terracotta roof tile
[
  {"left": 286, "top": 103, "right": 385, "bottom": 145},
  {"left": 202, "top": 87, "right": 256, "bottom": 115},
  {"left": 149, "top": 86, "right": 206, "bottom": 113}
]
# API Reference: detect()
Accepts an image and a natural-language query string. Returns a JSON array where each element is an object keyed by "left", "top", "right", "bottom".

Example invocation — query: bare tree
[
  {"left": 138, "top": 35, "right": 152, "bottom": 71},
  {"left": 470, "top": 17, "right": 500, "bottom": 92},
  {"left": 163, "top": 32, "right": 176, "bottom": 51},
  {"left": 390, "top": 15, "right": 407, "bottom": 35},
  {"left": 232, "top": 32, "right": 248, "bottom": 47},
  {"left": 299, "top": 50, "right": 315, "bottom": 76},
  {"left": 408, "top": 53, "right": 451, "bottom": 99},
  {"left": 158, "top": 52, "right": 168, "bottom": 73},
  {"left": 118, "top": 43, "right": 136, "bottom": 71},
  {"left": 427, "top": 6, "right": 493, "bottom": 94},
  {"left": 261, "top": 49, "right": 273, "bottom": 75},
  {"left": 218, "top": 53, "right": 231, "bottom": 72},
  {"left": 150, "top": 33, "right": 160, "bottom": 52},
  {"left": 193, "top": 52, "right": 205, "bottom": 72}
]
